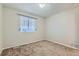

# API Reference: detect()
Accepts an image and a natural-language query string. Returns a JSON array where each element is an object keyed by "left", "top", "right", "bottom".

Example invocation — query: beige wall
[
  {"left": 3, "top": 7, "right": 45, "bottom": 49},
  {"left": 3, "top": 5, "right": 79, "bottom": 49},
  {"left": 0, "top": 4, "right": 3, "bottom": 52},
  {"left": 45, "top": 8, "right": 78, "bottom": 47}
]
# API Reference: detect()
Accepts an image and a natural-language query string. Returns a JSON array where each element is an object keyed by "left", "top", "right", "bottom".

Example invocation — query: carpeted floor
[{"left": 1, "top": 40, "right": 79, "bottom": 56}]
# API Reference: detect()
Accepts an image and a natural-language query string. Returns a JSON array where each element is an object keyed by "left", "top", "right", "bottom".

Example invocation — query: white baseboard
[{"left": 47, "top": 40, "right": 79, "bottom": 50}]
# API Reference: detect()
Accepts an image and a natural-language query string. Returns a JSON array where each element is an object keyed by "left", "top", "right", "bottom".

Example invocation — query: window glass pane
[
  {"left": 20, "top": 15, "right": 28, "bottom": 32},
  {"left": 19, "top": 15, "right": 37, "bottom": 32}
]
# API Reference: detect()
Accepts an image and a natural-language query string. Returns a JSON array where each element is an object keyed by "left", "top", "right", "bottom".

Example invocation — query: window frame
[{"left": 18, "top": 14, "right": 37, "bottom": 32}]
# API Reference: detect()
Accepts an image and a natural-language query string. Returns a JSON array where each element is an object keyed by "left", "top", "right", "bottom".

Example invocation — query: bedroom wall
[
  {"left": 3, "top": 6, "right": 45, "bottom": 49},
  {"left": 45, "top": 8, "right": 79, "bottom": 47},
  {"left": 0, "top": 4, "right": 3, "bottom": 53},
  {"left": 3, "top": 5, "right": 79, "bottom": 49}
]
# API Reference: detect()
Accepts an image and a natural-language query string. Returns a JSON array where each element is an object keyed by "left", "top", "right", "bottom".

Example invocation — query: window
[{"left": 19, "top": 14, "right": 37, "bottom": 32}]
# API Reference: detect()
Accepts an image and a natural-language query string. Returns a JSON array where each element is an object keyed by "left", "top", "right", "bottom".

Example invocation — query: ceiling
[{"left": 3, "top": 3, "right": 79, "bottom": 18}]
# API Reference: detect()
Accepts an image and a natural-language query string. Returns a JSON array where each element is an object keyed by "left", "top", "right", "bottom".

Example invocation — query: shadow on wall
[{"left": 75, "top": 14, "right": 79, "bottom": 48}]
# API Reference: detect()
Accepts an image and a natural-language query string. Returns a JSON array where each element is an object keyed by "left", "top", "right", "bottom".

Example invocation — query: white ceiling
[{"left": 3, "top": 3, "right": 79, "bottom": 18}]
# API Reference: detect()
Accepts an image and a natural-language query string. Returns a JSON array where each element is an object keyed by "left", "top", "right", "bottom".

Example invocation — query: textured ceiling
[{"left": 3, "top": 3, "right": 79, "bottom": 18}]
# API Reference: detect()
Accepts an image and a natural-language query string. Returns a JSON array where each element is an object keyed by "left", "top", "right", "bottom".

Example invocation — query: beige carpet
[{"left": 1, "top": 40, "right": 79, "bottom": 56}]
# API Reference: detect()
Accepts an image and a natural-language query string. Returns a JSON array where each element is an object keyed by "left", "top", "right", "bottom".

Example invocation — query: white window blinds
[{"left": 19, "top": 14, "right": 37, "bottom": 32}]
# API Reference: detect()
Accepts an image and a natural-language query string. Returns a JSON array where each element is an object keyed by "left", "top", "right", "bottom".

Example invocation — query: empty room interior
[{"left": 1, "top": 3, "right": 79, "bottom": 56}]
